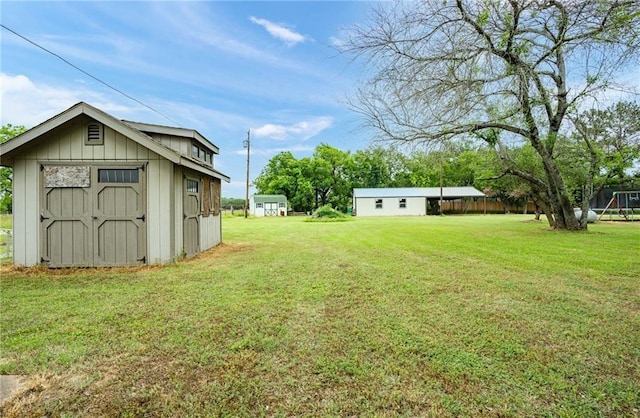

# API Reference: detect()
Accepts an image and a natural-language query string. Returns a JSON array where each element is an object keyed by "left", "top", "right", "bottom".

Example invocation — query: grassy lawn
[
  {"left": 1, "top": 215, "right": 639, "bottom": 417},
  {"left": 0, "top": 214, "right": 11, "bottom": 264},
  {"left": 0, "top": 213, "right": 11, "bottom": 229}
]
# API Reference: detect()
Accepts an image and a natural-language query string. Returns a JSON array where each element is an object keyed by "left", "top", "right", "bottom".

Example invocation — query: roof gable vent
[{"left": 86, "top": 123, "right": 104, "bottom": 145}]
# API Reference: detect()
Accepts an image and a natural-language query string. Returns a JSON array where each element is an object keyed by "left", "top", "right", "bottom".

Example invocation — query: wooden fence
[
  {"left": 0, "top": 228, "right": 12, "bottom": 259},
  {"left": 441, "top": 199, "right": 537, "bottom": 214}
]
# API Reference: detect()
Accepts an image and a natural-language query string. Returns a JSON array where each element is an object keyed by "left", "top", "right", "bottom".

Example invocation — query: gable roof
[
  {"left": 251, "top": 194, "right": 288, "bottom": 203},
  {"left": 123, "top": 120, "right": 219, "bottom": 154},
  {"left": 353, "top": 187, "right": 485, "bottom": 199},
  {"left": 0, "top": 102, "right": 229, "bottom": 182}
]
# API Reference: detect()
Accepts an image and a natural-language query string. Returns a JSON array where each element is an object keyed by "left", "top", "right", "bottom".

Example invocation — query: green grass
[
  {"left": 0, "top": 213, "right": 11, "bottom": 229},
  {"left": 0, "top": 214, "right": 11, "bottom": 263},
  {"left": 1, "top": 215, "right": 639, "bottom": 417}
]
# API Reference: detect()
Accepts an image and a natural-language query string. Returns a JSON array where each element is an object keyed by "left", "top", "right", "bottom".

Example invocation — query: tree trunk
[{"left": 530, "top": 135, "right": 584, "bottom": 230}]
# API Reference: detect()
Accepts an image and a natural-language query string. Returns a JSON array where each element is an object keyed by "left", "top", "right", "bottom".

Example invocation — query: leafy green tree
[
  {"left": 348, "top": 146, "right": 407, "bottom": 188},
  {"left": 253, "top": 151, "right": 315, "bottom": 212},
  {"left": 344, "top": 0, "right": 640, "bottom": 230},
  {"left": 307, "top": 144, "right": 352, "bottom": 211},
  {"left": 563, "top": 101, "right": 640, "bottom": 225},
  {"left": 0, "top": 124, "right": 27, "bottom": 213},
  {"left": 254, "top": 144, "right": 354, "bottom": 212},
  {"left": 253, "top": 151, "right": 299, "bottom": 197}
]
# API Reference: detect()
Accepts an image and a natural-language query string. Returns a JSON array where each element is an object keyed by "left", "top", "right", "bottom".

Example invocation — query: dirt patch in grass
[
  {"left": 0, "top": 242, "right": 254, "bottom": 278},
  {"left": 181, "top": 242, "right": 254, "bottom": 264}
]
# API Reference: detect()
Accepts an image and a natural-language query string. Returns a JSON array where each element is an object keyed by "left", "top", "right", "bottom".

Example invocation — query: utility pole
[{"left": 243, "top": 130, "right": 250, "bottom": 218}]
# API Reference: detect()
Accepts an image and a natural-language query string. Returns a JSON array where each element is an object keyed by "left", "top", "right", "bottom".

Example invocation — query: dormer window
[{"left": 191, "top": 143, "right": 213, "bottom": 166}]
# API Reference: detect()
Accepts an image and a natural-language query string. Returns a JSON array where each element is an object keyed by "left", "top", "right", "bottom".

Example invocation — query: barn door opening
[
  {"left": 94, "top": 167, "right": 146, "bottom": 266},
  {"left": 183, "top": 177, "right": 200, "bottom": 257},
  {"left": 264, "top": 202, "right": 278, "bottom": 216},
  {"left": 41, "top": 165, "right": 146, "bottom": 267},
  {"left": 41, "top": 166, "right": 93, "bottom": 267}
]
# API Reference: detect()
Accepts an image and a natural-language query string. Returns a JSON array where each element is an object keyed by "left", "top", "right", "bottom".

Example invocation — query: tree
[
  {"left": 253, "top": 145, "right": 354, "bottom": 212},
  {"left": 344, "top": 0, "right": 640, "bottom": 230},
  {"left": 563, "top": 101, "right": 640, "bottom": 225},
  {"left": 253, "top": 151, "right": 315, "bottom": 212},
  {"left": 348, "top": 147, "right": 395, "bottom": 188},
  {"left": 0, "top": 124, "right": 27, "bottom": 213},
  {"left": 306, "top": 144, "right": 352, "bottom": 211}
]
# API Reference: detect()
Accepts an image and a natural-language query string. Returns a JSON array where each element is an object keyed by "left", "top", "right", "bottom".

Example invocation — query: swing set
[{"left": 598, "top": 191, "right": 640, "bottom": 221}]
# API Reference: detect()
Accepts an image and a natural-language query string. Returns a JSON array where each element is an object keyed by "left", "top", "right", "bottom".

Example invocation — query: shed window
[
  {"left": 186, "top": 179, "right": 199, "bottom": 193},
  {"left": 256, "top": 202, "right": 263, "bottom": 208},
  {"left": 191, "top": 143, "right": 213, "bottom": 166},
  {"left": 86, "top": 123, "right": 104, "bottom": 145},
  {"left": 375, "top": 199, "right": 383, "bottom": 209},
  {"left": 98, "top": 169, "right": 139, "bottom": 183},
  {"left": 279, "top": 202, "right": 286, "bottom": 208},
  {"left": 399, "top": 198, "right": 407, "bottom": 209}
]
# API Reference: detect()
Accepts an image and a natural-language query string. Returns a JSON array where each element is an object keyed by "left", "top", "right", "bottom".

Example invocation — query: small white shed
[
  {"left": 249, "top": 195, "right": 288, "bottom": 217},
  {"left": 353, "top": 187, "right": 485, "bottom": 216},
  {"left": 0, "top": 102, "right": 230, "bottom": 267}
]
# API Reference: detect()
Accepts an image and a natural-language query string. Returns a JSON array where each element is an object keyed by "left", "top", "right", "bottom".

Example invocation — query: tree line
[
  {"left": 253, "top": 101, "right": 640, "bottom": 217},
  {"left": 340, "top": 0, "right": 640, "bottom": 230}
]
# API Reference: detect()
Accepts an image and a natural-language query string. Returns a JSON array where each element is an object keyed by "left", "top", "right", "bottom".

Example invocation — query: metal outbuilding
[
  {"left": 0, "top": 102, "right": 230, "bottom": 267},
  {"left": 353, "top": 187, "right": 485, "bottom": 216}
]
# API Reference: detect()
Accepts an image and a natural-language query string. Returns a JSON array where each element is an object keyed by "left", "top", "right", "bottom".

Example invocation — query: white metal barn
[
  {"left": 249, "top": 194, "right": 288, "bottom": 217},
  {"left": 0, "top": 102, "right": 230, "bottom": 267},
  {"left": 353, "top": 187, "right": 485, "bottom": 216}
]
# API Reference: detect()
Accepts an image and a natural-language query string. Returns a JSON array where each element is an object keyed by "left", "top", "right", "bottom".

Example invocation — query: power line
[{"left": 1, "top": 23, "right": 181, "bottom": 126}]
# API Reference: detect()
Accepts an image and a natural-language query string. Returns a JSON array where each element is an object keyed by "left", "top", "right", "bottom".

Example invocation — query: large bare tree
[{"left": 344, "top": 0, "right": 640, "bottom": 230}]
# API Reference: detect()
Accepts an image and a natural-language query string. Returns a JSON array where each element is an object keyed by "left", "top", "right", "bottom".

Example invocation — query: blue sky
[{"left": 1, "top": 1, "right": 375, "bottom": 197}]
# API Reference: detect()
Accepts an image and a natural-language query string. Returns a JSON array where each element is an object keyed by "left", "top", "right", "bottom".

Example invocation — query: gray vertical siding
[
  {"left": 11, "top": 122, "right": 167, "bottom": 266},
  {"left": 10, "top": 117, "right": 224, "bottom": 266}
]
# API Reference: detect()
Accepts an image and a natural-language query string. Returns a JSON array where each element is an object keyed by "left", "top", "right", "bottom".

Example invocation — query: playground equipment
[
  {"left": 574, "top": 208, "right": 598, "bottom": 223},
  {"left": 598, "top": 191, "right": 640, "bottom": 221}
]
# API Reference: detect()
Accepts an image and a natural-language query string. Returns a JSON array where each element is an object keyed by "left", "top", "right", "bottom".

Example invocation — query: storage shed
[
  {"left": 249, "top": 194, "right": 288, "bottom": 217},
  {"left": 353, "top": 187, "right": 485, "bottom": 216},
  {"left": 0, "top": 102, "right": 230, "bottom": 267}
]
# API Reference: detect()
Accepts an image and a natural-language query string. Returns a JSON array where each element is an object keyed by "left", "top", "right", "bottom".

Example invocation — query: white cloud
[
  {"left": 329, "top": 36, "right": 346, "bottom": 48},
  {"left": 249, "top": 16, "right": 306, "bottom": 46},
  {"left": 252, "top": 117, "right": 334, "bottom": 141},
  {"left": 1, "top": 73, "right": 85, "bottom": 127},
  {"left": 0, "top": 73, "right": 157, "bottom": 127}
]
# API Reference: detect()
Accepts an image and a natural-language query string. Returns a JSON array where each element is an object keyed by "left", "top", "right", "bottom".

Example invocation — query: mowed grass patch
[
  {"left": 0, "top": 214, "right": 12, "bottom": 264},
  {"left": 1, "top": 215, "right": 639, "bottom": 417}
]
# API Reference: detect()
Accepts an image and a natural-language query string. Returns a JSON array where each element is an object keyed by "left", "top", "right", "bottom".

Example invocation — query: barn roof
[
  {"left": 123, "top": 120, "right": 220, "bottom": 155},
  {"left": 0, "top": 102, "right": 229, "bottom": 182},
  {"left": 251, "top": 194, "right": 288, "bottom": 203},
  {"left": 353, "top": 187, "right": 485, "bottom": 199}
]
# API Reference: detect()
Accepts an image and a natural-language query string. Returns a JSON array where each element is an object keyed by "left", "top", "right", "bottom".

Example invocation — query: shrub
[{"left": 313, "top": 205, "right": 348, "bottom": 219}]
